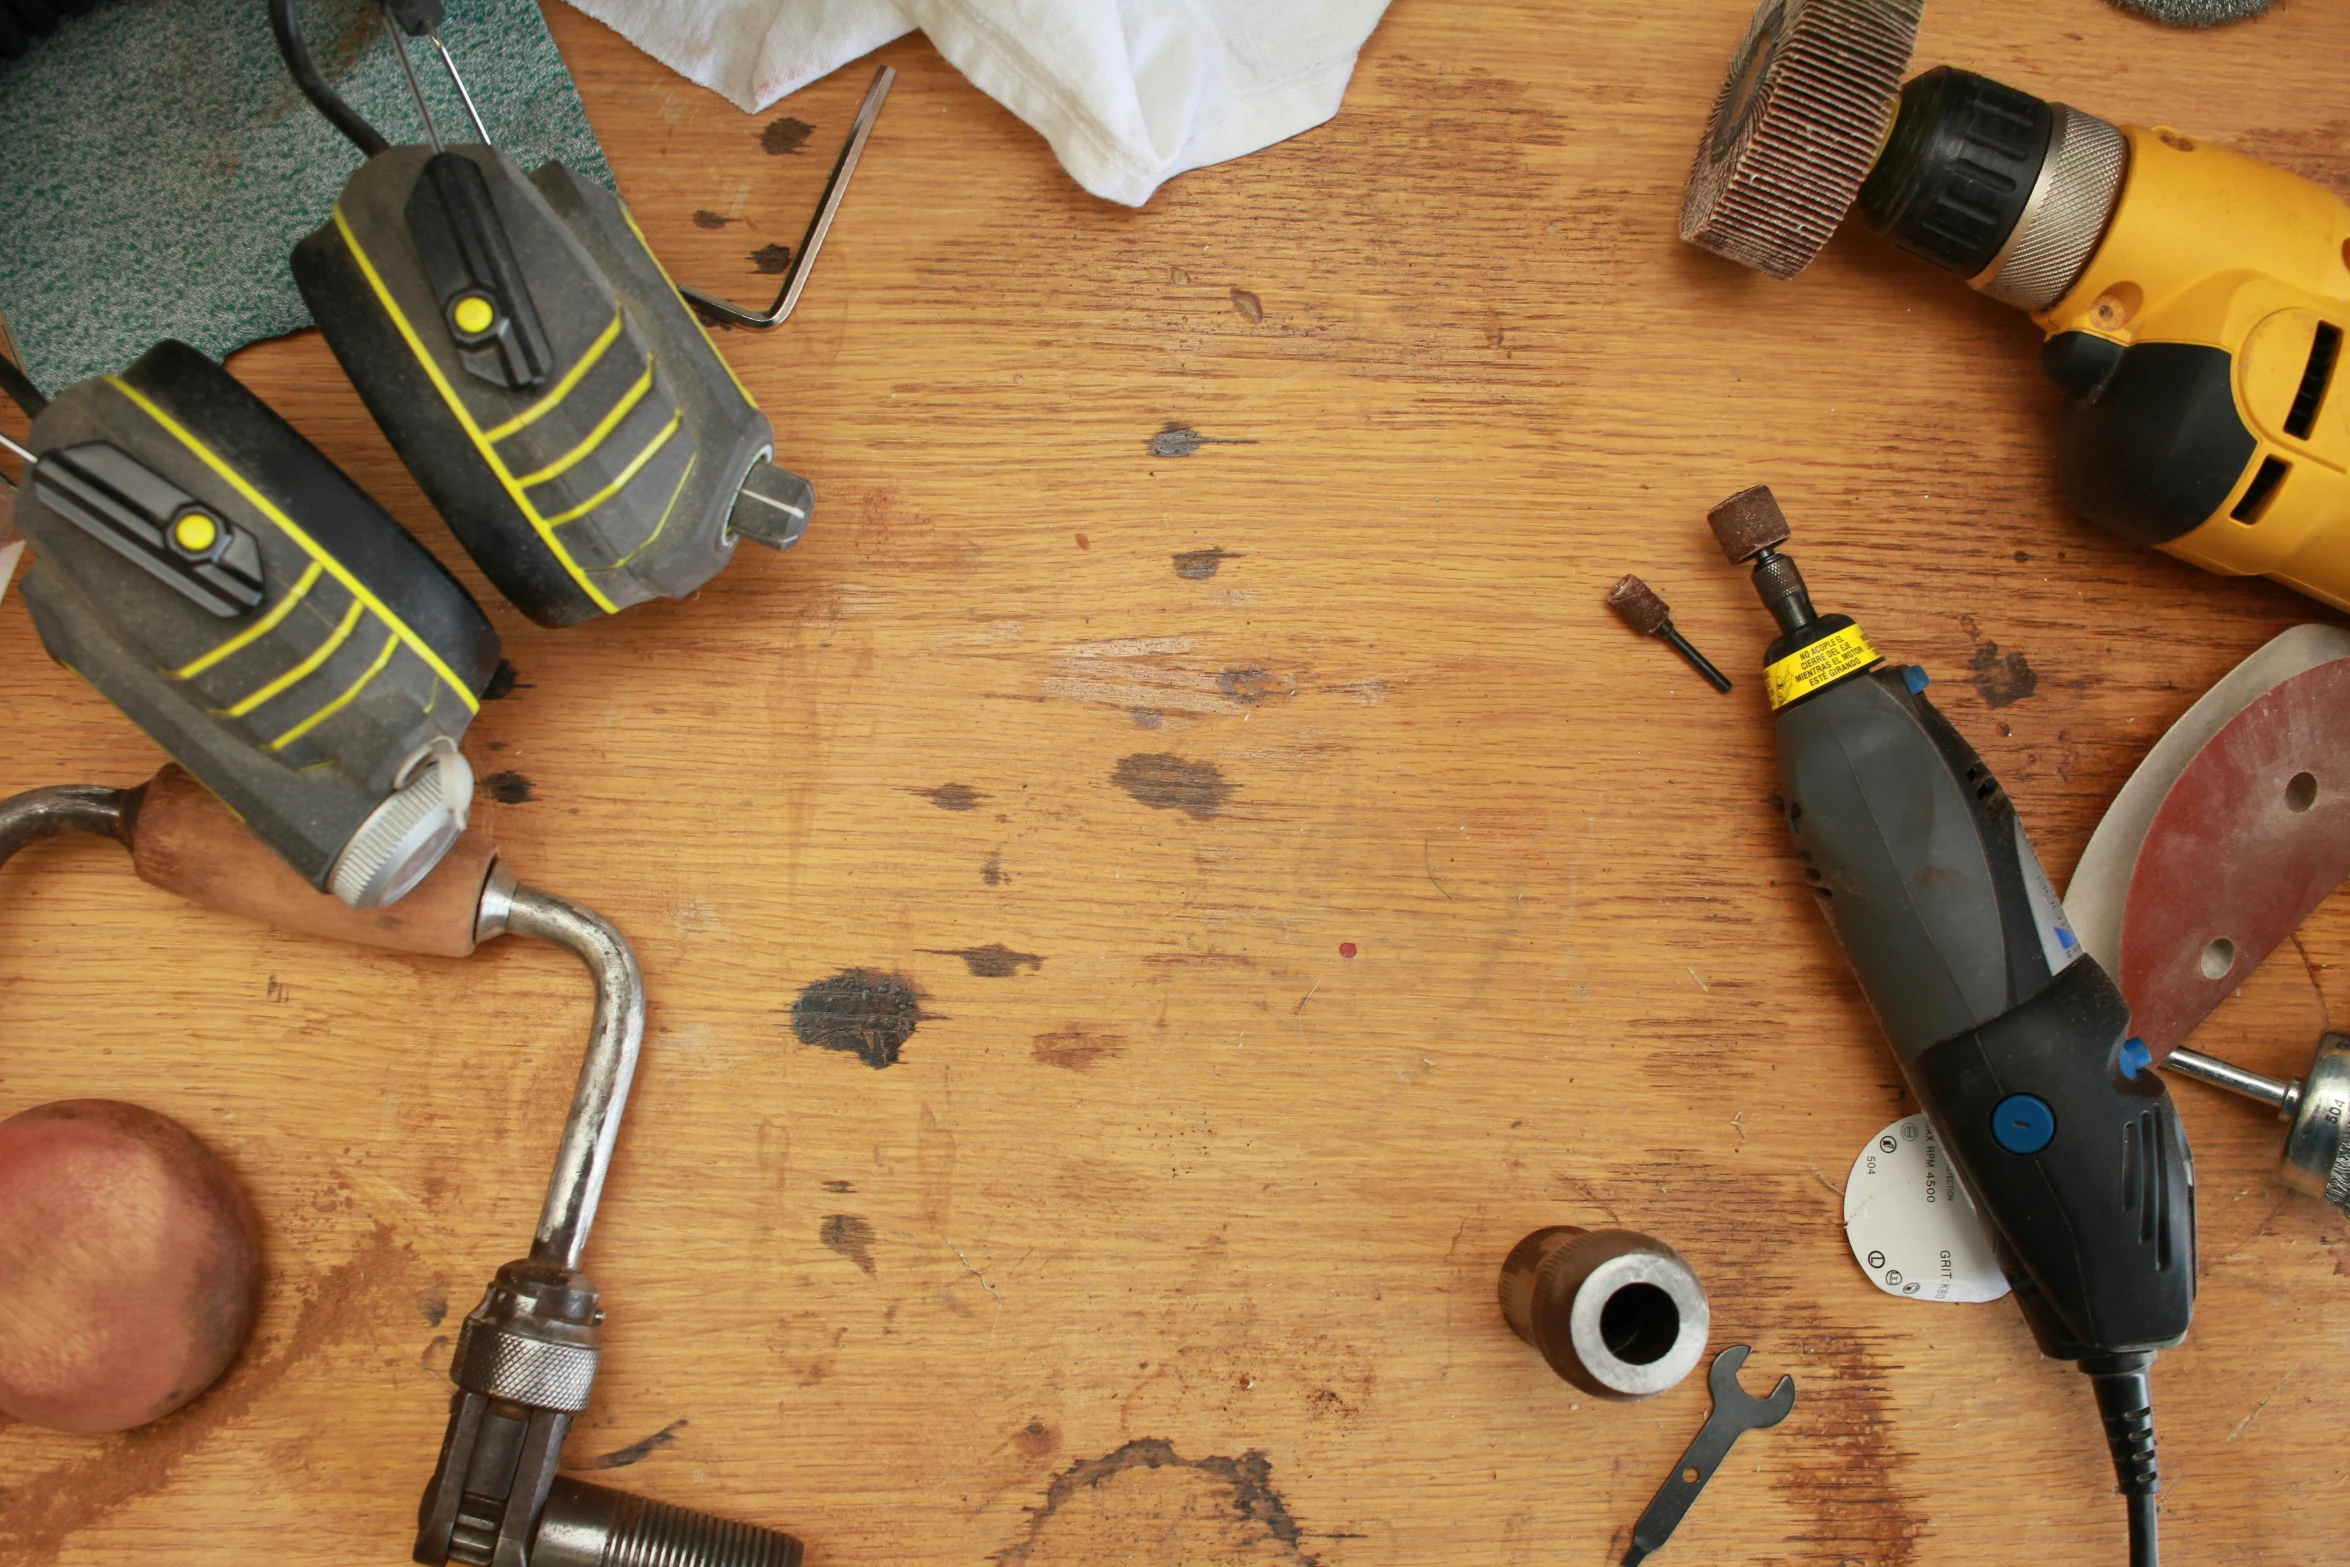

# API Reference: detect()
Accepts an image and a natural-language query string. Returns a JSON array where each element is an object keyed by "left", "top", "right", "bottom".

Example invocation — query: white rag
[{"left": 561, "top": 0, "right": 1394, "bottom": 206}]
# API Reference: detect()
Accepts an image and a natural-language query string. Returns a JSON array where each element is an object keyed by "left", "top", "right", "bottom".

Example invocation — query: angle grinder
[
  {"left": 1708, "top": 485, "right": 2193, "bottom": 1567},
  {"left": 271, "top": 0, "right": 887, "bottom": 628},
  {"left": 1682, "top": 0, "right": 2350, "bottom": 612}
]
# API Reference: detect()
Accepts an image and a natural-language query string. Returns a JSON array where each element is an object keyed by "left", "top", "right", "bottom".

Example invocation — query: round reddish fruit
[{"left": 0, "top": 1100, "right": 261, "bottom": 1432}]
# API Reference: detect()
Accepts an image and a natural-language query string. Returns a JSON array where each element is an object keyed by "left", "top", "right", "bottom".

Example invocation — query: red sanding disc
[
  {"left": 2071, "top": 630, "right": 2350, "bottom": 1063},
  {"left": 0, "top": 1100, "right": 262, "bottom": 1433}
]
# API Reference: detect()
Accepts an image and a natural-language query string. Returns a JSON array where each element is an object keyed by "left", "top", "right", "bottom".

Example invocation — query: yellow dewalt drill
[{"left": 1680, "top": 0, "right": 2350, "bottom": 610}]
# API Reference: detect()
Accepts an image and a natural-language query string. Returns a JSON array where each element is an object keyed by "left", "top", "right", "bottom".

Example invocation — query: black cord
[
  {"left": 268, "top": 0, "right": 389, "bottom": 158},
  {"left": 0, "top": 352, "right": 44, "bottom": 419},
  {"left": 2084, "top": 1353, "right": 2161, "bottom": 1567},
  {"left": 2126, "top": 1490, "right": 2159, "bottom": 1567}
]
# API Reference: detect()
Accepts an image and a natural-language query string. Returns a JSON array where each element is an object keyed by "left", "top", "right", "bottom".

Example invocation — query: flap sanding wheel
[{"left": 1680, "top": 0, "right": 1924, "bottom": 279}]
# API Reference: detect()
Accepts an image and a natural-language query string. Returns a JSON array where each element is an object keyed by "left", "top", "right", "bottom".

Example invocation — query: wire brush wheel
[{"left": 2109, "top": 0, "right": 2278, "bottom": 21}]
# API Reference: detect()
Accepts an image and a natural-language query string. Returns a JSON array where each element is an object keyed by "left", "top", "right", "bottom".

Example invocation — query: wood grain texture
[{"left": 3, "top": 1, "right": 2348, "bottom": 1561}]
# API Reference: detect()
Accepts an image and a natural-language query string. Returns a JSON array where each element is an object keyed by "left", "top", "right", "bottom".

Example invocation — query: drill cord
[
  {"left": 2084, "top": 1353, "right": 2160, "bottom": 1567},
  {"left": 269, "top": 0, "right": 391, "bottom": 159}
]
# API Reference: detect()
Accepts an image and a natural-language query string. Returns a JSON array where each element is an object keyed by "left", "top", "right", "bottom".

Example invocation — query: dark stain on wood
[
  {"left": 415, "top": 1284, "right": 448, "bottom": 1326},
  {"left": 821, "top": 1178, "right": 857, "bottom": 1193},
  {"left": 691, "top": 209, "right": 735, "bottom": 229},
  {"left": 995, "top": 1437, "right": 1319, "bottom": 1565},
  {"left": 1768, "top": 1314, "right": 1924, "bottom": 1563},
  {"left": 1172, "top": 547, "right": 1239, "bottom": 579},
  {"left": 1131, "top": 708, "right": 1163, "bottom": 729},
  {"left": 762, "top": 117, "right": 815, "bottom": 155},
  {"left": 927, "top": 943, "right": 1043, "bottom": 978},
  {"left": 751, "top": 243, "right": 794, "bottom": 275},
  {"left": 1032, "top": 1029, "right": 1126, "bottom": 1070},
  {"left": 1012, "top": 1419, "right": 1060, "bottom": 1458},
  {"left": 483, "top": 771, "right": 535, "bottom": 805},
  {"left": 1969, "top": 642, "right": 2038, "bottom": 707},
  {"left": 590, "top": 1418, "right": 689, "bottom": 1469},
  {"left": 820, "top": 1213, "right": 878, "bottom": 1275},
  {"left": 1146, "top": 423, "right": 1259, "bottom": 458},
  {"left": 481, "top": 659, "right": 522, "bottom": 701},
  {"left": 910, "top": 782, "right": 986, "bottom": 811},
  {"left": 1113, "top": 753, "right": 1234, "bottom": 820},
  {"left": 1217, "top": 666, "right": 1292, "bottom": 706},
  {"left": 1959, "top": 614, "right": 2038, "bottom": 707},
  {"left": 982, "top": 852, "right": 1005, "bottom": 885},
  {"left": 793, "top": 969, "right": 927, "bottom": 1068},
  {"left": 1229, "top": 287, "right": 1263, "bottom": 322}
]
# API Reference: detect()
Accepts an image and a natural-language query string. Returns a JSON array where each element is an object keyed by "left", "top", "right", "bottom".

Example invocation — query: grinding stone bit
[
  {"left": 2109, "top": 0, "right": 2278, "bottom": 23},
  {"left": 1680, "top": 0, "right": 1924, "bottom": 279}
]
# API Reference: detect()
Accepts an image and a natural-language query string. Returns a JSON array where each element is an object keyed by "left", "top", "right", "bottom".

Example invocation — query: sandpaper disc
[{"left": 2068, "top": 626, "right": 2350, "bottom": 1062}]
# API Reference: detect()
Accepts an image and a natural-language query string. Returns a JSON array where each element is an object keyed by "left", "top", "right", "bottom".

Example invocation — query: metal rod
[
  {"left": 0, "top": 785, "right": 131, "bottom": 869},
  {"left": 383, "top": 4, "right": 444, "bottom": 153},
  {"left": 1659, "top": 624, "right": 1734, "bottom": 693},
  {"left": 681, "top": 65, "right": 894, "bottom": 330},
  {"left": 481, "top": 884, "right": 645, "bottom": 1269},
  {"left": 2164, "top": 1046, "right": 2296, "bottom": 1115},
  {"left": 0, "top": 428, "right": 32, "bottom": 466},
  {"left": 425, "top": 27, "right": 492, "bottom": 146}
]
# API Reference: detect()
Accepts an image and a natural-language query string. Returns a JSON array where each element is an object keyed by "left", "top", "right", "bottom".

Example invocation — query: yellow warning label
[{"left": 1766, "top": 624, "right": 1880, "bottom": 709}]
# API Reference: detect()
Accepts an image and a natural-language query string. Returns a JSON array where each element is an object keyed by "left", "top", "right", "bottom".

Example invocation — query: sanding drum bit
[{"left": 1608, "top": 575, "right": 1734, "bottom": 693}]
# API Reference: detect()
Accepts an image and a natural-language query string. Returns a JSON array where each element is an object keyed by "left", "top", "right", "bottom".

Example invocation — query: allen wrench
[{"left": 680, "top": 65, "right": 895, "bottom": 330}]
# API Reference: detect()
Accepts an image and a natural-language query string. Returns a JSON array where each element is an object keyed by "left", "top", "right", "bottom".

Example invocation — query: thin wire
[
  {"left": 426, "top": 28, "right": 492, "bottom": 145},
  {"left": 0, "top": 428, "right": 32, "bottom": 466},
  {"left": 382, "top": 3, "right": 443, "bottom": 152}
]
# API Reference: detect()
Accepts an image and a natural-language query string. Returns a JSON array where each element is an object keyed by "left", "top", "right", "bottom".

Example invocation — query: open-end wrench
[{"left": 1622, "top": 1344, "right": 1796, "bottom": 1566}]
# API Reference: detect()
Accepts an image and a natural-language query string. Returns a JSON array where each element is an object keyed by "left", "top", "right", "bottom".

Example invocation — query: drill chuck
[{"left": 1857, "top": 67, "right": 2128, "bottom": 315}]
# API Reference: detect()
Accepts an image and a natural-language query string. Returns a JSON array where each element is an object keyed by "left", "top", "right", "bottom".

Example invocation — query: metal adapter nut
[
  {"left": 328, "top": 738, "right": 473, "bottom": 909},
  {"left": 1499, "top": 1226, "right": 1711, "bottom": 1399}
]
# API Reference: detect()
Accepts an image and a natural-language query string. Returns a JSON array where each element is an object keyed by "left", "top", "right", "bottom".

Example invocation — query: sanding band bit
[{"left": 1608, "top": 575, "right": 1734, "bottom": 693}]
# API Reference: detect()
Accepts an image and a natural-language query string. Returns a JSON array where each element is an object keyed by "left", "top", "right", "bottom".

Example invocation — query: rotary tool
[
  {"left": 1682, "top": 0, "right": 2350, "bottom": 612},
  {"left": 6, "top": 340, "right": 495, "bottom": 909},
  {"left": 1, "top": 768, "right": 805, "bottom": 1567},
  {"left": 1708, "top": 485, "right": 2194, "bottom": 1566},
  {"left": 272, "top": 0, "right": 888, "bottom": 628}
]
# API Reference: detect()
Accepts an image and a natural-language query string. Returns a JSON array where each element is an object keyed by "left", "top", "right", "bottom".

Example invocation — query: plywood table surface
[{"left": 3, "top": 1, "right": 2347, "bottom": 1562}]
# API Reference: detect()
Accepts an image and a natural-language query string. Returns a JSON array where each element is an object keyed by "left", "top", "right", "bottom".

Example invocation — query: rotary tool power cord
[{"left": 2087, "top": 1355, "right": 2164, "bottom": 1567}]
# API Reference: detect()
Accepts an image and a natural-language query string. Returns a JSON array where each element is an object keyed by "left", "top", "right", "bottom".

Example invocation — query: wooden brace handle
[{"left": 128, "top": 766, "right": 498, "bottom": 959}]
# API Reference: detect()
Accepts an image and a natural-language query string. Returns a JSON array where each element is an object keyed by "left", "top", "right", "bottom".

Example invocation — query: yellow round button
[
  {"left": 451, "top": 295, "right": 497, "bottom": 336},
  {"left": 172, "top": 512, "right": 220, "bottom": 553}
]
